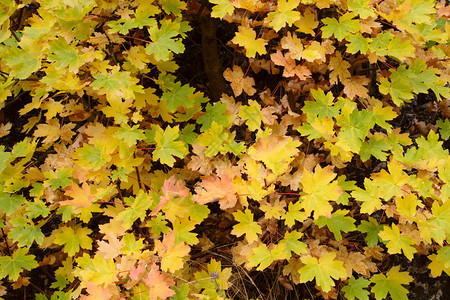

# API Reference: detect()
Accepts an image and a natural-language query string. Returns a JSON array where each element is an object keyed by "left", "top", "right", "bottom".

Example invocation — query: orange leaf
[
  {"left": 223, "top": 65, "right": 256, "bottom": 96},
  {"left": 143, "top": 264, "right": 175, "bottom": 300},
  {"left": 150, "top": 176, "right": 189, "bottom": 216},
  {"left": 60, "top": 182, "right": 96, "bottom": 208},
  {"left": 193, "top": 173, "right": 237, "bottom": 209}
]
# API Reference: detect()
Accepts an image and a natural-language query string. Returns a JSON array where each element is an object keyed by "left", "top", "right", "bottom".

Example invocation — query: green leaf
[
  {"left": 359, "top": 133, "right": 390, "bottom": 161},
  {"left": 73, "top": 142, "right": 111, "bottom": 171},
  {"left": 278, "top": 230, "right": 307, "bottom": 259},
  {"left": 3, "top": 48, "right": 41, "bottom": 79},
  {"left": 47, "top": 38, "right": 85, "bottom": 71},
  {"left": 0, "top": 192, "right": 26, "bottom": 215},
  {"left": 231, "top": 209, "right": 262, "bottom": 243},
  {"left": 114, "top": 124, "right": 146, "bottom": 147},
  {"left": 0, "top": 248, "right": 38, "bottom": 281},
  {"left": 44, "top": 167, "right": 73, "bottom": 190},
  {"left": 322, "top": 13, "right": 359, "bottom": 41},
  {"left": 117, "top": 190, "right": 154, "bottom": 229},
  {"left": 153, "top": 125, "right": 188, "bottom": 167},
  {"left": 370, "top": 32, "right": 393, "bottom": 57},
  {"left": 8, "top": 217, "right": 44, "bottom": 248},
  {"left": 303, "top": 88, "right": 342, "bottom": 119},
  {"left": 387, "top": 36, "right": 415, "bottom": 61},
  {"left": 346, "top": 32, "right": 370, "bottom": 54},
  {"left": 378, "top": 224, "right": 416, "bottom": 260},
  {"left": 197, "top": 122, "right": 232, "bottom": 157},
  {"left": 352, "top": 179, "right": 382, "bottom": 215},
  {"left": 160, "top": 0, "right": 186, "bottom": 16},
  {"left": 358, "top": 217, "right": 383, "bottom": 247},
  {"left": 197, "top": 102, "right": 229, "bottom": 132},
  {"left": 315, "top": 209, "right": 356, "bottom": 240},
  {"left": 146, "top": 18, "right": 185, "bottom": 61},
  {"left": 370, "top": 266, "right": 413, "bottom": 300},
  {"left": 342, "top": 276, "right": 370, "bottom": 300},
  {"left": 120, "top": 233, "right": 144, "bottom": 255},
  {"left": 160, "top": 81, "right": 196, "bottom": 113},
  {"left": 299, "top": 252, "right": 348, "bottom": 292},
  {"left": 436, "top": 119, "right": 450, "bottom": 140}
]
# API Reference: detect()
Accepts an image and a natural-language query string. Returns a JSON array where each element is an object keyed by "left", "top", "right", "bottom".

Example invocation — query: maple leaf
[
  {"left": 437, "top": 118, "right": 450, "bottom": 140},
  {"left": 370, "top": 266, "right": 413, "bottom": 300},
  {"left": 247, "top": 243, "right": 274, "bottom": 271},
  {"left": 277, "top": 230, "right": 307, "bottom": 259},
  {"left": 59, "top": 182, "right": 96, "bottom": 208},
  {"left": 151, "top": 176, "right": 189, "bottom": 216},
  {"left": 154, "top": 230, "right": 190, "bottom": 273},
  {"left": 378, "top": 224, "right": 416, "bottom": 260},
  {"left": 282, "top": 201, "right": 308, "bottom": 227},
  {"left": 3, "top": 47, "right": 41, "bottom": 79},
  {"left": 0, "top": 191, "right": 26, "bottom": 215},
  {"left": 197, "top": 102, "right": 229, "bottom": 131},
  {"left": 239, "top": 100, "right": 263, "bottom": 131},
  {"left": 143, "top": 264, "right": 175, "bottom": 300},
  {"left": 8, "top": 217, "right": 44, "bottom": 248},
  {"left": 34, "top": 119, "right": 76, "bottom": 145},
  {"left": 299, "top": 252, "right": 347, "bottom": 292},
  {"left": 210, "top": 0, "right": 234, "bottom": 18},
  {"left": 232, "top": 26, "right": 268, "bottom": 58},
  {"left": 117, "top": 190, "right": 154, "bottom": 229},
  {"left": 342, "top": 76, "right": 370, "bottom": 99},
  {"left": 315, "top": 209, "right": 356, "bottom": 240},
  {"left": 146, "top": 18, "right": 186, "bottom": 61},
  {"left": 231, "top": 209, "right": 262, "bottom": 243},
  {"left": 281, "top": 32, "right": 304, "bottom": 60},
  {"left": 193, "top": 173, "right": 237, "bottom": 210},
  {"left": 153, "top": 125, "right": 188, "bottom": 167},
  {"left": 322, "top": 12, "right": 359, "bottom": 41},
  {"left": 223, "top": 65, "right": 256, "bottom": 96},
  {"left": 346, "top": 32, "right": 371, "bottom": 54},
  {"left": 248, "top": 134, "right": 300, "bottom": 176},
  {"left": 300, "top": 165, "right": 343, "bottom": 219},
  {"left": 428, "top": 246, "right": 450, "bottom": 277},
  {"left": 329, "top": 52, "right": 351, "bottom": 85},
  {"left": 294, "top": 9, "right": 319, "bottom": 35},
  {"left": 358, "top": 217, "right": 383, "bottom": 246},
  {"left": 76, "top": 253, "right": 118, "bottom": 287},
  {"left": 342, "top": 276, "right": 370, "bottom": 300},
  {"left": 267, "top": 0, "right": 301, "bottom": 31},
  {"left": 0, "top": 248, "right": 38, "bottom": 281},
  {"left": 302, "top": 88, "right": 342, "bottom": 119},
  {"left": 53, "top": 225, "right": 92, "bottom": 256}
]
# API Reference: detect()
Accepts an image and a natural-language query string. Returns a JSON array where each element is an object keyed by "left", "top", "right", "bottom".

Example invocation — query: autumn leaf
[
  {"left": 322, "top": 12, "right": 359, "bottom": 41},
  {"left": 0, "top": 248, "right": 38, "bottom": 281},
  {"left": 300, "top": 165, "right": 343, "bottom": 219},
  {"left": 231, "top": 209, "right": 262, "bottom": 243},
  {"left": 342, "top": 276, "right": 370, "bottom": 300},
  {"left": 143, "top": 264, "right": 175, "bottom": 300},
  {"left": 232, "top": 26, "right": 268, "bottom": 58},
  {"left": 154, "top": 230, "right": 190, "bottom": 273},
  {"left": 60, "top": 182, "right": 96, "bottom": 208},
  {"left": 193, "top": 173, "right": 237, "bottom": 210},
  {"left": 267, "top": 0, "right": 301, "bottom": 31},
  {"left": 315, "top": 209, "right": 356, "bottom": 240},
  {"left": 53, "top": 225, "right": 93, "bottom": 257},
  {"left": 378, "top": 224, "right": 416, "bottom": 260},
  {"left": 370, "top": 266, "right": 413, "bottom": 300},
  {"left": 153, "top": 125, "right": 188, "bottom": 167},
  {"left": 151, "top": 176, "right": 189, "bottom": 216},
  {"left": 299, "top": 252, "right": 347, "bottom": 292},
  {"left": 223, "top": 65, "right": 256, "bottom": 96}
]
